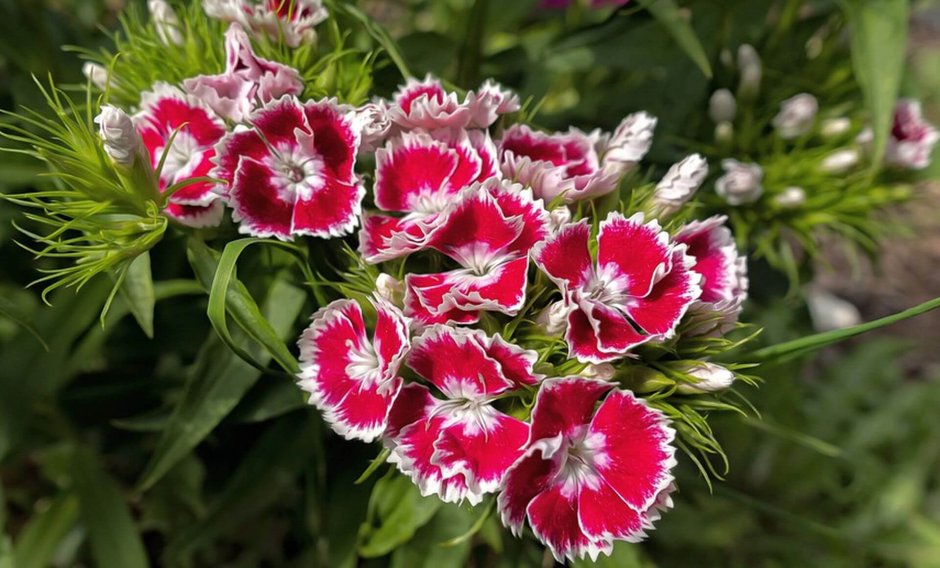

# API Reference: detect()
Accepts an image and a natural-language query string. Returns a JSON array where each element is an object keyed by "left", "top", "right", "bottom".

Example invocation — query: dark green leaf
[
  {"left": 637, "top": 0, "right": 712, "bottom": 78},
  {"left": 71, "top": 447, "right": 149, "bottom": 568},
  {"left": 840, "top": 0, "right": 909, "bottom": 169},
  {"left": 12, "top": 492, "right": 80, "bottom": 568},
  {"left": 571, "top": 542, "right": 656, "bottom": 568},
  {"left": 0, "top": 294, "right": 47, "bottom": 350},
  {"left": 359, "top": 474, "right": 442, "bottom": 558},
  {"left": 390, "top": 503, "right": 475, "bottom": 568},
  {"left": 136, "top": 277, "right": 306, "bottom": 491},
  {"left": 116, "top": 251, "right": 155, "bottom": 338},
  {"left": 229, "top": 377, "right": 307, "bottom": 424}
]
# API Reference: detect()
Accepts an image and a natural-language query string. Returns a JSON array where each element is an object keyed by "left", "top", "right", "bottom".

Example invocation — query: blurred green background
[{"left": 1, "top": 1, "right": 939, "bottom": 566}]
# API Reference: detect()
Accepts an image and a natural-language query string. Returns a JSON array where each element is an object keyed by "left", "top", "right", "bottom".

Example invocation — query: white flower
[
  {"left": 806, "top": 288, "right": 861, "bottom": 332},
  {"left": 82, "top": 62, "right": 109, "bottom": 90},
  {"left": 772, "top": 93, "right": 818, "bottom": 139},
  {"left": 708, "top": 89, "right": 737, "bottom": 123},
  {"left": 535, "top": 300, "right": 570, "bottom": 336},
  {"left": 149, "top": 0, "right": 183, "bottom": 46},
  {"left": 652, "top": 154, "right": 708, "bottom": 216},
  {"left": 819, "top": 148, "right": 860, "bottom": 173},
  {"left": 600, "top": 111, "right": 657, "bottom": 177},
  {"left": 820, "top": 117, "right": 852, "bottom": 139},
  {"left": 94, "top": 105, "right": 141, "bottom": 166},
  {"left": 774, "top": 186, "right": 806, "bottom": 208},
  {"left": 676, "top": 362, "right": 736, "bottom": 394},
  {"left": 715, "top": 159, "right": 763, "bottom": 205}
]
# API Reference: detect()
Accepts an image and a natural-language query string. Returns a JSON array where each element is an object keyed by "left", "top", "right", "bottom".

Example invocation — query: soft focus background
[{"left": 1, "top": 1, "right": 939, "bottom": 566}]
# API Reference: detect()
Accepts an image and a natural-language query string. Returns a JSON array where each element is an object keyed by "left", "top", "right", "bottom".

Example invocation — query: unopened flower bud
[
  {"left": 819, "top": 148, "right": 860, "bottom": 173},
  {"left": 652, "top": 154, "right": 708, "bottom": 216},
  {"left": 737, "top": 44, "right": 762, "bottom": 100},
  {"left": 82, "top": 62, "right": 109, "bottom": 90},
  {"left": 820, "top": 117, "right": 852, "bottom": 139},
  {"left": 774, "top": 186, "right": 806, "bottom": 208},
  {"left": 715, "top": 121, "right": 734, "bottom": 146},
  {"left": 375, "top": 273, "right": 404, "bottom": 305},
  {"left": 806, "top": 288, "right": 861, "bottom": 332},
  {"left": 94, "top": 105, "right": 141, "bottom": 166},
  {"left": 675, "top": 362, "right": 736, "bottom": 394},
  {"left": 548, "top": 206, "right": 572, "bottom": 229},
  {"left": 772, "top": 93, "right": 818, "bottom": 139},
  {"left": 355, "top": 101, "right": 392, "bottom": 153},
  {"left": 708, "top": 89, "right": 737, "bottom": 123},
  {"left": 715, "top": 159, "right": 763, "bottom": 205},
  {"left": 602, "top": 112, "right": 657, "bottom": 176},
  {"left": 581, "top": 363, "right": 616, "bottom": 381},
  {"left": 535, "top": 300, "right": 569, "bottom": 336},
  {"left": 149, "top": 0, "right": 183, "bottom": 46}
]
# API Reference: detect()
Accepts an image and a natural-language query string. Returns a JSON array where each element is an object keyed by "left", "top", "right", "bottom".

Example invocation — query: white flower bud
[
  {"left": 548, "top": 206, "right": 572, "bottom": 230},
  {"left": 676, "top": 362, "right": 736, "bottom": 394},
  {"left": 601, "top": 112, "right": 657, "bottom": 176},
  {"left": 819, "top": 148, "right": 860, "bottom": 173},
  {"left": 354, "top": 101, "right": 392, "bottom": 152},
  {"left": 806, "top": 289, "right": 861, "bottom": 332},
  {"left": 652, "top": 154, "right": 708, "bottom": 216},
  {"left": 375, "top": 273, "right": 404, "bottom": 305},
  {"left": 149, "top": 0, "right": 183, "bottom": 46},
  {"left": 535, "top": 300, "right": 569, "bottom": 336},
  {"left": 715, "top": 159, "right": 763, "bottom": 205},
  {"left": 772, "top": 93, "right": 818, "bottom": 139},
  {"left": 581, "top": 363, "right": 616, "bottom": 381},
  {"left": 736, "top": 44, "right": 762, "bottom": 99},
  {"left": 94, "top": 105, "right": 141, "bottom": 166},
  {"left": 82, "top": 62, "right": 109, "bottom": 91},
  {"left": 820, "top": 117, "right": 852, "bottom": 139},
  {"left": 774, "top": 186, "right": 806, "bottom": 208},
  {"left": 708, "top": 89, "right": 737, "bottom": 123}
]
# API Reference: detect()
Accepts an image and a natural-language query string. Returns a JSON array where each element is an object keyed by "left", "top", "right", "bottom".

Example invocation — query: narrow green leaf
[
  {"left": 747, "top": 295, "right": 940, "bottom": 364},
  {"left": 840, "top": 0, "right": 909, "bottom": 169},
  {"left": 136, "top": 277, "right": 306, "bottom": 491},
  {"left": 390, "top": 504, "right": 475, "bottom": 568},
  {"left": 359, "top": 474, "right": 442, "bottom": 558},
  {"left": 355, "top": 448, "right": 392, "bottom": 485},
  {"left": 229, "top": 378, "right": 307, "bottom": 423},
  {"left": 165, "top": 412, "right": 318, "bottom": 558},
  {"left": 117, "top": 251, "right": 155, "bottom": 338},
  {"left": 637, "top": 0, "right": 712, "bottom": 78},
  {"left": 71, "top": 447, "right": 149, "bottom": 568},
  {"left": 12, "top": 493, "right": 80, "bottom": 568},
  {"left": 0, "top": 295, "right": 47, "bottom": 350},
  {"left": 334, "top": 2, "right": 412, "bottom": 79}
]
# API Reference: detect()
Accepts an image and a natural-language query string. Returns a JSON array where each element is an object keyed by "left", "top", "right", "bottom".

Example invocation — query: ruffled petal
[
  {"left": 374, "top": 132, "right": 461, "bottom": 213},
  {"left": 675, "top": 215, "right": 744, "bottom": 304},
  {"left": 229, "top": 155, "right": 295, "bottom": 238},
  {"left": 164, "top": 200, "right": 225, "bottom": 228},
  {"left": 407, "top": 325, "right": 513, "bottom": 397},
  {"left": 582, "top": 300, "right": 650, "bottom": 358},
  {"left": 527, "top": 484, "right": 610, "bottom": 562},
  {"left": 498, "top": 436, "right": 564, "bottom": 535},
  {"left": 428, "top": 187, "right": 524, "bottom": 264},
  {"left": 532, "top": 221, "right": 593, "bottom": 292},
  {"left": 477, "top": 332, "right": 542, "bottom": 388},
  {"left": 529, "top": 377, "right": 613, "bottom": 443},
  {"left": 627, "top": 247, "right": 701, "bottom": 338},
  {"left": 597, "top": 212, "right": 671, "bottom": 298},
  {"left": 303, "top": 99, "right": 360, "bottom": 182},
  {"left": 577, "top": 482, "right": 647, "bottom": 544},
  {"left": 358, "top": 212, "right": 442, "bottom": 264},
  {"left": 389, "top": 75, "right": 472, "bottom": 130},
  {"left": 403, "top": 272, "right": 481, "bottom": 326},
  {"left": 292, "top": 176, "right": 364, "bottom": 238},
  {"left": 564, "top": 306, "right": 613, "bottom": 364}
]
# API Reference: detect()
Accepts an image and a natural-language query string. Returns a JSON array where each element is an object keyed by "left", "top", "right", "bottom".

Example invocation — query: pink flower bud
[{"left": 715, "top": 159, "right": 763, "bottom": 205}]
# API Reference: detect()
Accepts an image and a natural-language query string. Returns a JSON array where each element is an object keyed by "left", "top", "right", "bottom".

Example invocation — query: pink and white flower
[
  {"left": 674, "top": 216, "right": 748, "bottom": 337},
  {"left": 134, "top": 83, "right": 227, "bottom": 226},
  {"left": 184, "top": 23, "right": 303, "bottom": 123},
  {"left": 498, "top": 377, "right": 676, "bottom": 562},
  {"left": 297, "top": 297, "right": 409, "bottom": 442},
  {"left": 499, "top": 113, "right": 655, "bottom": 204},
  {"left": 388, "top": 75, "right": 519, "bottom": 131},
  {"left": 884, "top": 99, "right": 938, "bottom": 170},
  {"left": 213, "top": 95, "right": 364, "bottom": 239},
  {"left": 533, "top": 213, "right": 701, "bottom": 363},
  {"left": 203, "top": 0, "right": 328, "bottom": 47},
  {"left": 359, "top": 128, "right": 498, "bottom": 263},
  {"left": 385, "top": 325, "right": 540, "bottom": 504},
  {"left": 403, "top": 179, "right": 550, "bottom": 326}
]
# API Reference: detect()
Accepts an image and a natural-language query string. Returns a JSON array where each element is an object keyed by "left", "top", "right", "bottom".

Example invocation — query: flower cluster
[{"left": 90, "top": 10, "right": 752, "bottom": 562}]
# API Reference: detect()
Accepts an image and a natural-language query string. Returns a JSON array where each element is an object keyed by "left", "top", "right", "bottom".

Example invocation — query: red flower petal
[
  {"left": 292, "top": 176, "right": 364, "bottom": 238},
  {"left": 385, "top": 382, "right": 436, "bottom": 439},
  {"left": 583, "top": 300, "right": 650, "bottom": 357},
  {"left": 358, "top": 212, "right": 443, "bottom": 264},
  {"left": 498, "top": 438, "right": 563, "bottom": 535},
  {"left": 374, "top": 132, "right": 463, "bottom": 212},
  {"left": 564, "top": 306, "right": 615, "bottom": 364},
  {"left": 389, "top": 75, "right": 472, "bottom": 130},
  {"left": 229, "top": 155, "right": 295, "bottom": 238},
  {"left": 577, "top": 482, "right": 647, "bottom": 544},
  {"left": 164, "top": 200, "right": 225, "bottom": 228},
  {"left": 403, "top": 272, "right": 481, "bottom": 326},
  {"left": 478, "top": 332, "right": 542, "bottom": 388},
  {"left": 597, "top": 212, "right": 671, "bottom": 298},
  {"left": 588, "top": 390, "right": 676, "bottom": 514},
  {"left": 527, "top": 484, "right": 610, "bottom": 562},
  {"left": 675, "top": 215, "right": 745, "bottom": 304},
  {"left": 297, "top": 298, "right": 409, "bottom": 442},
  {"left": 627, "top": 247, "right": 701, "bottom": 337},
  {"left": 407, "top": 325, "right": 513, "bottom": 397},
  {"left": 532, "top": 221, "right": 593, "bottom": 292},
  {"left": 529, "top": 377, "right": 613, "bottom": 443},
  {"left": 303, "top": 100, "right": 360, "bottom": 182}
]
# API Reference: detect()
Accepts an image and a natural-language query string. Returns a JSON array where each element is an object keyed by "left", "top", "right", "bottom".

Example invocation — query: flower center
[
  {"left": 268, "top": 143, "right": 326, "bottom": 202},
  {"left": 555, "top": 427, "right": 608, "bottom": 497},
  {"left": 584, "top": 264, "right": 630, "bottom": 305},
  {"left": 159, "top": 132, "right": 203, "bottom": 184},
  {"left": 345, "top": 338, "right": 383, "bottom": 389}
]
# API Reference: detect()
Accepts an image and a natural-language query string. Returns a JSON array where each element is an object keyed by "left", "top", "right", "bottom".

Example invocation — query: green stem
[
  {"left": 747, "top": 295, "right": 940, "bottom": 364},
  {"left": 456, "top": 0, "right": 489, "bottom": 88}
]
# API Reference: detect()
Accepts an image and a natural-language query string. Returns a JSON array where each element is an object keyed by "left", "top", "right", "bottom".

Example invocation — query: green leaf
[
  {"left": 12, "top": 492, "right": 80, "bottom": 568},
  {"left": 390, "top": 504, "right": 475, "bottom": 568},
  {"left": 136, "top": 277, "right": 306, "bottom": 491},
  {"left": 637, "top": 0, "right": 712, "bottom": 79},
  {"left": 116, "top": 251, "right": 155, "bottom": 338},
  {"left": 164, "top": 412, "right": 318, "bottom": 559},
  {"left": 747, "top": 295, "right": 940, "bottom": 364},
  {"left": 359, "top": 474, "right": 442, "bottom": 558},
  {"left": 333, "top": 2, "right": 412, "bottom": 79},
  {"left": 571, "top": 541, "right": 656, "bottom": 568},
  {"left": 71, "top": 447, "right": 149, "bottom": 568},
  {"left": 840, "top": 0, "right": 909, "bottom": 169},
  {"left": 0, "top": 294, "right": 47, "bottom": 350},
  {"left": 229, "top": 377, "right": 307, "bottom": 424}
]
